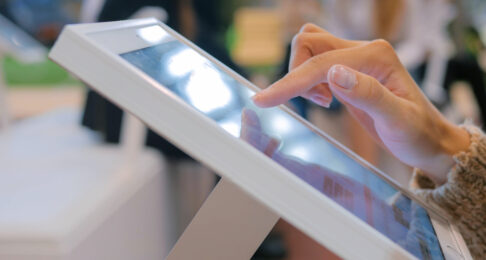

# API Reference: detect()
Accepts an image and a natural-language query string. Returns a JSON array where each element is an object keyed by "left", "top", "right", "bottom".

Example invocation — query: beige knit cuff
[{"left": 409, "top": 124, "right": 486, "bottom": 259}]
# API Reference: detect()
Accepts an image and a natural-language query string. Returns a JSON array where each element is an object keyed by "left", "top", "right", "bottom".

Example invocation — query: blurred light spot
[
  {"left": 269, "top": 113, "right": 292, "bottom": 136},
  {"left": 185, "top": 66, "right": 232, "bottom": 113},
  {"left": 167, "top": 48, "right": 206, "bottom": 77},
  {"left": 220, "top": 121, "right": 240, "bottom": 137},
  {"left": 244, "top": 87, "right": 256, "bottom": 99},
  {"left": 287, "top": 145, "right": 311, "bottom": 160},
  {"left": 137, "top": 25, "right": 168, "bottom": 43}
]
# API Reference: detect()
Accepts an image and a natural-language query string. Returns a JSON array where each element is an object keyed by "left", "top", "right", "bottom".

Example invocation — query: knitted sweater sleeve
[{"left": 410, "top": 125, "right": 486, "bottom": 259}]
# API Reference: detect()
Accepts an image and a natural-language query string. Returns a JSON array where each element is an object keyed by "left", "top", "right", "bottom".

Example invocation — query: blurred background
[{"left": 1, "top": 0, "right": 486, "bottom": 259}]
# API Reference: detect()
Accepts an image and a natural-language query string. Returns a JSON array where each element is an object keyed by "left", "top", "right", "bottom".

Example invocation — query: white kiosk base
[{"left": 167, "top": 178, "right": 279, "bottom": 260}]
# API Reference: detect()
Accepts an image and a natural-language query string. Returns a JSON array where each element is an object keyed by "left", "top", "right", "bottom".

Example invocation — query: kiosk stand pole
[
  {"left": 167, "top": 177, "right": 279, "bottom": 260},
  {"left": 120, "top": 112, "right": 146, "bottom": 171}
]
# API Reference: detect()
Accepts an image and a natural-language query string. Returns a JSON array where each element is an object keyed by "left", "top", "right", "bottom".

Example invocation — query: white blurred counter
[{"left": 0, "top": 108, "right": 173, "bottom": 260}]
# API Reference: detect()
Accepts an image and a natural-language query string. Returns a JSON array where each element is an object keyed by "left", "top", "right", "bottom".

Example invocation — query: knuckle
[
  {"left": 371, "top": 39, "right": 394, "bottom": 52},
  {"left": 292, "top": 33, "right": 332, "bottom": 50},
  {"left": 291, "top": 33, "right": 318, "bottom": 56},
  {"left": 291, "top": 33, "right": 307, "bottom": 48},
  {"left": 300, "top": 23, "right": 319, "bottom": 33},
  {"left": 368, "top": 39, "right": 401, "bottom": 65}
]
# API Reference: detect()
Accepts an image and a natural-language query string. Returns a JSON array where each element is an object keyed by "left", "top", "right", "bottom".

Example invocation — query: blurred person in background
[
  {"left": 443, "top": 0, "right": 486, "bottom": 127},
  {"left": 324, "top": 0, "right": 406, "bottom": 41},
  {"left": 395, "top": 0, "right": 486, "bottom": 128}
]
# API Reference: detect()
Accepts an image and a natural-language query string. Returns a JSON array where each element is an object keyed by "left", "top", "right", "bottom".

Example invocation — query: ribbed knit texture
[{"left": 410, "top": 125, "right": 486, "bottom": 259}]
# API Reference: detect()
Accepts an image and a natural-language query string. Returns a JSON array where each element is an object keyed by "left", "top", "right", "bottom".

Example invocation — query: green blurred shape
[
  {"left": 225, "top": 24, "right": 238, "bottom": 53},
  {"left": 2, "top": 55, "right": 81, "bottom": 87}
]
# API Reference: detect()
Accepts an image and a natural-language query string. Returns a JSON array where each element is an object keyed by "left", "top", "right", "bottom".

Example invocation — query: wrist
[
  {"left": 424, "top": 120, "right": 470, "bottom": 185},
  {"left": 440, "top": 122, "right": 470, "bottom": 157}
]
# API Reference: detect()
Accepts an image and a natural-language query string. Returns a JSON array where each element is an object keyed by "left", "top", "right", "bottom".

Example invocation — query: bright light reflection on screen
[
  {"left": 220, "top": 121, "right": 240, "bottom": 138},
  {"left": 286, "top": 144, "right": 312, "bottom": 161},
  {"left": 120, "top": 28, "right": 444, "bottom": 260},
  {"left": 185, "top": 66, "right": 233, "bottom": 113},
  {"left": 269, "top": 113, "right": 293, "bottom": 137},
  {"left": 167, "top": 48, "right": 207, "bottom": 76},
  {"left": 137, "top": 25, "right": 169, "bottom": 44}
]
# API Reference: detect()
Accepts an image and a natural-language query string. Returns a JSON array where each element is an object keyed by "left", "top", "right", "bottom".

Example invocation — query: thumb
[{"left": 327, "top": 65, "right": 401, "bottom": 120}]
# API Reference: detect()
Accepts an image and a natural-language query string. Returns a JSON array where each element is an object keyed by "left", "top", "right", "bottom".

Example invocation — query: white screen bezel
[{"left": 49, "top": 18, "right": 471, "bottom": 260}]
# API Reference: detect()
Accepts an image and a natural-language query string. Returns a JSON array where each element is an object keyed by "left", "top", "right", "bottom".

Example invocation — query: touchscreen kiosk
[
  {"left": 0, "top": 14, "right": 46, "bottom": 63},
  {"left": 49, "top": 19, "right": 472, "bottom": 260}
]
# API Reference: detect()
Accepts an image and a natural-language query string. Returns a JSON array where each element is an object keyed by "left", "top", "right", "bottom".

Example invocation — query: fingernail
[
  {"left": 310, "top": 95, "right": 331, "bottom": 108},
  {"left": 329, "top": 65, "right": 356, "bottom": 89}
]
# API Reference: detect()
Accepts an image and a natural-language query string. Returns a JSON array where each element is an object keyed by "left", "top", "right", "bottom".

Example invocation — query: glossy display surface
[{"left": 120, "top": 26, "right": 443, "bottom": 259}]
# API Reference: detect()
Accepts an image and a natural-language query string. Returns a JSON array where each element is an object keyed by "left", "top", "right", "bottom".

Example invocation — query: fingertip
[
  {"left": 251, "top": 92, "right": 272, "bottom": 108},
  {"left": 251, "top": 93, "right": 262, "bottom": 105},
  {"left": 253, "top": 75, "right": 304, "bottom": 108}
]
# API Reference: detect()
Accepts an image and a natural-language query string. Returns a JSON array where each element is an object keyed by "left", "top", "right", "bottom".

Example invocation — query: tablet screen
[{"left": 121, "top": 30, "right": 444, "bottom": 259}]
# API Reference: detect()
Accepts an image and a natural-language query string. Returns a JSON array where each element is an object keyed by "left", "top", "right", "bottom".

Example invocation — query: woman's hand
[{"left": 252, "top": 24, "right": 469, "bottom": 185}]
